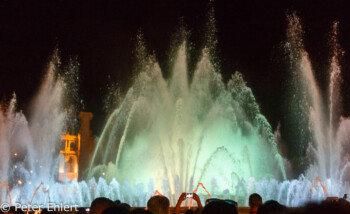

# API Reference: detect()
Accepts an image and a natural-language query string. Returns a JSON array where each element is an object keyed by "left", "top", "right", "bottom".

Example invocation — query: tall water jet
[
  {"left": 0, "top": 52, "right": 75, "bottom": 204},
  {"left": 286, "top": 13, "right": 350, "bottom": 198}
]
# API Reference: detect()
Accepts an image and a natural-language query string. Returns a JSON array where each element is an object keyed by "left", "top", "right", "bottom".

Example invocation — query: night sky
[{"left": 1, "top": 0, "right": 350, "bottom": 172}]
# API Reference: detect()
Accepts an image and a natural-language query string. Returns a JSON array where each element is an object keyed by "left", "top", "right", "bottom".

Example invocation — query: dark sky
[{"left": 1, "top": 0, "right": 350, "bottom": 166}]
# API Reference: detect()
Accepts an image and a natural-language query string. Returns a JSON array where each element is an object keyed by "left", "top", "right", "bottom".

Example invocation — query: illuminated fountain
[
  {"left": 86, "top": 13, "right": 350, "bottom": 206},
  {"left": 0, "top": 54, "right": 67, "bottom": 204},
  {"left": 88, "top": 39, "right": 286, "bottom": 205},
  {"left": 0, "top": 11, "right": 349, "bottom": 208},
  {"left": 286, "top": 13, "right": 350, "bottom": 198}
]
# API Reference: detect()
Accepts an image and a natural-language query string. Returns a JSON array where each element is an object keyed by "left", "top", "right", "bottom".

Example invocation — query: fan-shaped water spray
[
  {"left": 0, "top": 55, "right": 66, "bottom": 203},
  {"left": 0, "top": 12, "right": 349, "bottom": 208},
  {"left": 87, "top": 39, "right": 286, "bottom": 204}
]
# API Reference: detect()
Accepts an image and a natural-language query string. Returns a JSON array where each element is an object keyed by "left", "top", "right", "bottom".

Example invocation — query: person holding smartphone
[{"left": 174, "top": 192, "right": 203, "bottom": 214}]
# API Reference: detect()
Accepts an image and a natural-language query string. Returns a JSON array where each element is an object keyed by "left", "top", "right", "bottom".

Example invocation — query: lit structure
[
  {"left": 59, "top": 133, "right": 81, "bottom": 181},
  {"left": 58, "top": 112, "right": 94, "bottom": 181}
]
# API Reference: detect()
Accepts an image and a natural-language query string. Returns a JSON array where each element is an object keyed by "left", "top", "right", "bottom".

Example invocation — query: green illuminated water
[
  {"left": 88, "top": 43, "right": 286, "bottom": 201},
  {"left": 2, "top": 12, "right": 350, "bottom": 208}
]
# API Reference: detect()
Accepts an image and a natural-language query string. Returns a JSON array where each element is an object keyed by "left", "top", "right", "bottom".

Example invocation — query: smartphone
[{"left": 186, "top": 193, "right": 193, "bottom": 198}]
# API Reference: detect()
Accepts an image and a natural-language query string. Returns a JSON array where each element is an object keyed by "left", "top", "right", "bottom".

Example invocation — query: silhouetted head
[
  {"left": 184, "top": 209, "right": 195, "bottom": 214},
  {"left": 120, "top": 203, "right": 131, "bottom": 210},
  {"left": 301, "top": 200, "right": 350, "bottom": 214},
  {"left": 7, "top": 207, "right": 24, "bottom": 214},
  {"left": 130, "top": 208, "right": 153, "bottom": 214},
  {"left": 257, "top": 200, "right": 286, "bottom": 214},
  {"left": 147, "top": 195, "right": 170, "bottom": 214},
  {"left": 41, "top": 209, "right": 60, "bottom": 214},
  {"left": 249, "top": 193, "right": 263, "bottom": 208},
  {"left": 41, "top": 208, "right": 60, "bottom": 214},
  {"left": 194, "top": 207, "right": 204, "bottom": 214},
  {"left": 76, "top": 207, "right": 87, "bottom": 214},
  {"left": 202, "top": 200, "right": 238, "bottom": 214},
  {"left": 101, "top": 205, "right": 129, "bottom": 214},
  {"left": 90, "top": 197, "right": 115, "bottom": 214},
  {"left": 337, "top": 198, "right": 350, "bottom": 208}
]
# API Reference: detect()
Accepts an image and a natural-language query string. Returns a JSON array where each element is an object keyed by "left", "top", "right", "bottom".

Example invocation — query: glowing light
[
  {"left": 30, "top": 170, "right": 33, "bottom": 173},
  {"left": 102, "top": 172, "right": 105, "bottom": 176},
  {"left": 28, "top": 181, "right": 32, "bottom": 185},
  {"left": 14, "top": 153, "right": 18, "bottom": 156},
  {"left": 310, "top": 176, "right": 328, "bottom": 198},
  {"left": 17, "top": 180, "right": 22, "bottom": 185},
  {"left": 188, "top": 183, "right": 211, "bottom": 209},
  {"left": 151, "top": 190, "right": 163, "bottom": 197},
  {"left": 59, "top": 133, "right": 80, "bottom": 181},
  {"left": 14, "top": 165, "right": 17, "bottom": 169}
]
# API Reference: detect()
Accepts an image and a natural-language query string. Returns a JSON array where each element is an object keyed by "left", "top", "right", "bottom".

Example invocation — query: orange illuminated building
[
  {"left": 58, "top": 112, "right": 94, "bottom": 182},
  {"left": 59, "top": 133, "right": 81, "bottom": 181}
]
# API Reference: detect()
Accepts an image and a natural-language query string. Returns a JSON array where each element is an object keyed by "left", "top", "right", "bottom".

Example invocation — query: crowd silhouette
[
  {"left": 82, "top": 192, "right": 350, "bottom": 214},
  {"left": 1, "top": 193, "right": 349, "bottom": 214}
]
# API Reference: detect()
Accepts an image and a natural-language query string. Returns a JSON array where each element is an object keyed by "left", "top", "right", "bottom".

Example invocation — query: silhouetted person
[
  {"left": 41, "top": 209, "right": 59, "bottom": 214},
  {"left": 130, "top": 208, "right": 152, "bottom": 214},
  {"left": 202, "top": 200, "right": 238, "bottom": 214},
  {"left": 7, "top": 207, "right": 24, "bottom": 214},
  {"left": 6, "top": 206, "right": 24, "bottom": 214},
  {"left": 90, "top": 197, "right": 115, "bottom": 214},
  {"left": 338, "top": 198, "right": 350, "bottom": 207},
  {"left": 175, "top": 192, "right": 203, "bottom": 214},
  {"left": 120, "top": 203, "right": 131, "bottom": 211},
  {"left": 249, "top": 193, "right": 263, "bottom": 214},
  {"left": 299, "top": 200, "right": 350, "bottom": 214},
  {"left": 257, "top": 200, "right": 286, "bottom": 214},
  {"left": 147, "top": 195, "right": 170, "bottom": 214},
  {"left": 14, "top": 209, "right": 25, "bottom": 214},
  {"left": 343, "top": 194, "right": 348, "bottom": 200},
  {"left": 75, "top": 207, "right": 87, "bottom": 214},
  {"left": 101, "top": 205, "right": 129, "bottom": 214},
  {"left": 184, "top": 209, "right": 195, "bottom": 214}
]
